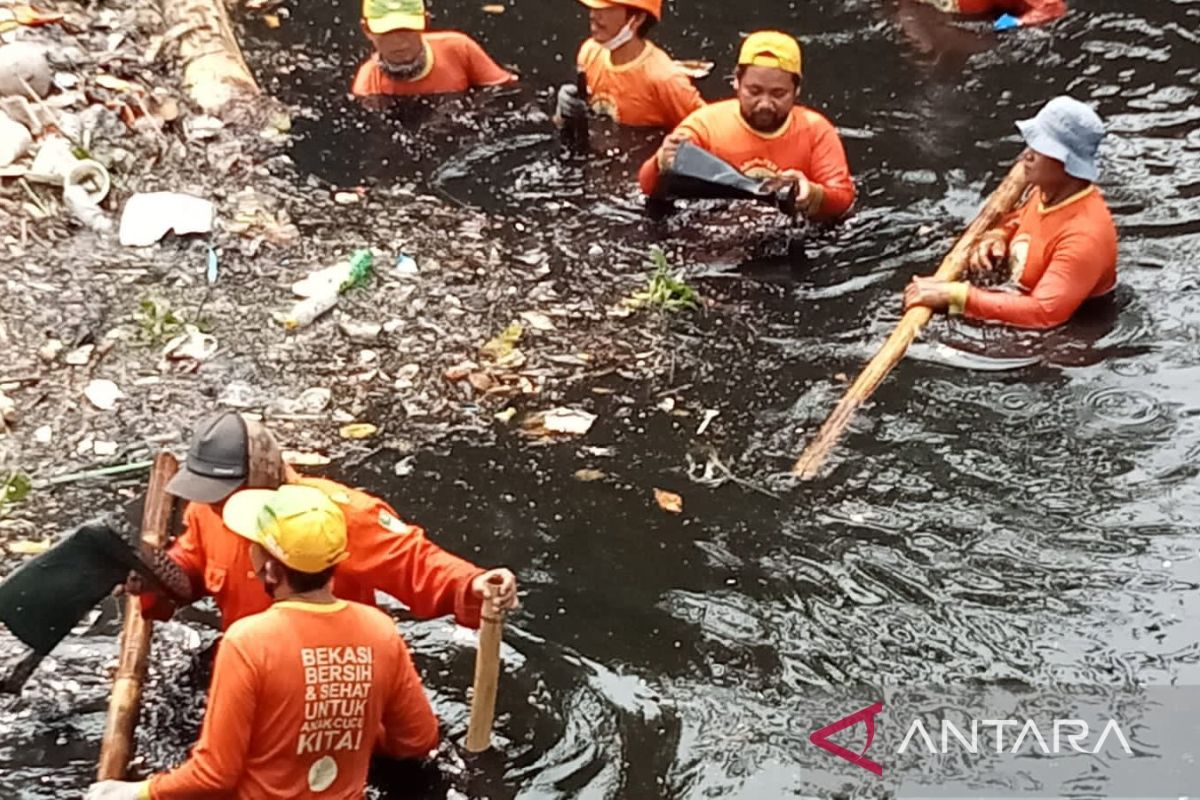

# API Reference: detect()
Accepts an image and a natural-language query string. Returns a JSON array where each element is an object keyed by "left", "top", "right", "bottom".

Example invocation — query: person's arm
[
  {"left": 353, "top": 499, "right": 488, "bottom": 627},
  {"left": 638, "top": 122, "right": 702, "bottom": 195},
  {"left": 351, "top": 59, "right": 380, "bottom": 98},
  {"left": 138, "top": 506, "right": 206, "bottom": 622},
  {"left": 464, "top": 36, "right": 516, "bottom": 87},
  {"left": 148, "top": 636, "right": 259, "bottom": 798},
  {"left": 962, "top": 230, "right": 1106, "bottom": 328},
  {"left": 378, "top": 634, "right": 440, "bottom": 759},
  {"left": 1017, "top": 0, "right": 1066, "bottom": 27},
  {"left": 655, "top": 73, "right": 705, "bottom": 130},
  {"left": 800, "top": 115, "right": 856, "bottom": 221}
]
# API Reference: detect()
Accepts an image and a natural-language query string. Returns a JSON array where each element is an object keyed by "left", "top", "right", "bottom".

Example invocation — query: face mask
[
  {"left": 601, "top": 18, "right": 637, "bottom": 51},
  {"left": 379, "top": 47, "right": 428, "bottom": 80}
]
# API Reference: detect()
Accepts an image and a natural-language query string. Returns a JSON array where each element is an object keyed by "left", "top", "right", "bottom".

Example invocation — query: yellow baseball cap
[
  {"left": 362, "top": 0, "right": 427, "bottom": 34},
  {"left": 738, "top": 31, "right": 802, "bottom": 76},
  {"left": 222, "top": 485, "right": 350, "bottom": 574}
]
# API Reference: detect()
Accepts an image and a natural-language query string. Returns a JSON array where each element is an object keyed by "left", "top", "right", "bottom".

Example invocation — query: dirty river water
[{"left": 4, "top": 0, "right": 1200, "bottom": 797}]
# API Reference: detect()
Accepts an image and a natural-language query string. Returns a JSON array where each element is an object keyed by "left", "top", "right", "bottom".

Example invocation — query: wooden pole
[
  {"left": 791, "top": 162, "right": 1029, "bottom": 480},
  {"left": 162, "top": 0, "right": 259, "bottom": 114},
  {"left": 96, "top": 452, "right": 178, "bottom": 780},
  {"left": 464, "top": 575, "right": 506, "bottom": 753}
]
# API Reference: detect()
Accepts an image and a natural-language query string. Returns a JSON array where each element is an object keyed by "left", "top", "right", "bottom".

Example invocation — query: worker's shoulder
[
  {"left": 224, "top": 607, "right": 287, "bottom": 650},
  {"left": 680, "top": 97, "right": 737, "bottom": 128},
  {"left": 425, "top": 29, "right": 486, "bottom": 53},
  {"left": 294, "top": 475, "right": 377, "bottom": 509},
  {"left": 577, "top": 37, "right": 602, "bottom": 66},
  {"left": 641, "top": 42, "right": 687, "bottom": 76},
  {"left": 792, "top": 104, "right": 841, "bottom": 134}
]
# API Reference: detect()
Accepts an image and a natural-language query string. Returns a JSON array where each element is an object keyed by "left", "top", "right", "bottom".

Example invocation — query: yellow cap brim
[
  {"left": 221, "top": 489, "right": 276, "bottom": 545},
  {"left": 577, "top": 0, "right": 618, "bottom": 8},
  {"left": 366, "top": 12, "right": 425, "bottom": 33}
]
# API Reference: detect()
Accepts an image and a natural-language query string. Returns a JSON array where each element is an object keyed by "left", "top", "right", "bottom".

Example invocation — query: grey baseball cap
[
  {"left": 1016, "top": 95, "right": 1105, "bottom": 182},
  {"left": 166, "top": 412, "right": 249, "bottom": 503}
]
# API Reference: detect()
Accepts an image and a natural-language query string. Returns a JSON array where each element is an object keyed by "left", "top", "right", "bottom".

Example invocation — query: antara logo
[
  {"left": 808, "top": 702, "right": 885, "bottom": 776},
  {"left": 810, "top": 703, "right": 1135, "bottom": 777}
]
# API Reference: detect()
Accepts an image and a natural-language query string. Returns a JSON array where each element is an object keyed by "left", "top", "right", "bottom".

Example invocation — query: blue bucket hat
[{"left": 1016, "top": 96, "right": 1105, "bottom": 182}]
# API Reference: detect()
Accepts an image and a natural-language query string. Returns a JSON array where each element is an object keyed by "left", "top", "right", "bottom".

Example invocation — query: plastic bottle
[
  {"left": 280, "top": 249, "right": 373, "bottom": 330},
  {"left": 280, "top": 287, "right": 339, "bottom": 330}
]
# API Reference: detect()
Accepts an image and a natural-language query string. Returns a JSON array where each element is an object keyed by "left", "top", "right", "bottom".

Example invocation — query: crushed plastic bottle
[{"left": 278, "top": 250, "right": 374, "bottom": 330}]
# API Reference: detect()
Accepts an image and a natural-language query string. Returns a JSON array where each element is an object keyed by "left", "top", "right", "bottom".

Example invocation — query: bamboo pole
[
  {"left": 791, "top": 162, "right": 1029, "bottom": 480},
  {"left": 97, "top": 452, "right": 179, "bottom": 780},
  {"left": 162, "top": 0, "right": 259, "bottom": 113},
  {"left": 464, "top": 575, "right": 507, "bottom": 753}
]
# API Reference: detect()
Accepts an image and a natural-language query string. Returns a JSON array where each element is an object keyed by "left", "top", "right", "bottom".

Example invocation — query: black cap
[{"left": 166, "top": 412, "right": 249, "bottom": 503}]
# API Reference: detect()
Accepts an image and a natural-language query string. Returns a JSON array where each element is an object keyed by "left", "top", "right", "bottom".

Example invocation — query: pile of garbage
[{"left": 0, "top": 0, "right": 711, "bottom": 547}]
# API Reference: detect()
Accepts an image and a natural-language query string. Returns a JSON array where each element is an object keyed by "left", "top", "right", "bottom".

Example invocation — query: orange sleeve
[
  {"left": 1018, "top": 0, "right": 1066, "bottom": 26},
  {"left": 964, "top": 230, "right": 1107, "bottom": 328},
  {"left": 463, "top": 36, "right": 515, "bottom": 87},
  {"left": 350, "top": 501, "right": 486, "bottom": 628},
  {"left": 149, "top": 636, "right": 258, "bottom": 798},
  {"left": 655, "top": 74, "right": 704, "bottom": 130},
  {"left": 378, "top": 633, "right": 440, "bottom": 759},
  {"left": 805, "top": 115, "right": 856, "bottom": 221},
  {"left": 139, "top": 505, "right": 206, "bottom": 622},
  {"left": 638, "top": 118, "right": 705, "bottom": 196},
  {"left": 351, "top": 60, "right": 377, "bottom": 97}
]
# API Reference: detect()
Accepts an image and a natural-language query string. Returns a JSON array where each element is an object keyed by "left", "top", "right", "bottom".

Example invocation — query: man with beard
[
  {"left": 638, "top": 31, "right": 855, "bottom": 222},
  {"left": 352, "top": 0, "right": 516, "bottom": 98}
]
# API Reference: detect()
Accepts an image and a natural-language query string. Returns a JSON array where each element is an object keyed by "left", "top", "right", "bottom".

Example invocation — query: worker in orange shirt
[
  {"left": 910, "top": 0, "right": 1066, "bottom": 29},
  {"left": 904, "top": 96, "right": 1117, "bottom": 329},
  {"left": 555, "top": 0, "right": 704, "bottom": 130},
  {"left": 134, "top": 411, "right": 518, "bottom": 630},
  {"left": 638, "top": 31, "right": 856, "bottom": 222},
  {"left": 352, "top": 0, "right": 516, "bottom": 98},
  {"left": 87, "top": 485, "right": 443, "bottom": 800}
]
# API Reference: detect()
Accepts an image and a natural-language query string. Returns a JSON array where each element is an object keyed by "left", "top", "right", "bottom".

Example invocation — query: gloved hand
[
  {"left": 994, "top": 13, "right": 1021, "bottom": 30},
  {"left": 555, "top": 82, "right": 588, "bottom": 123},
  {"left": 86, "top": 780, "right": 148, "bottom": 800}
]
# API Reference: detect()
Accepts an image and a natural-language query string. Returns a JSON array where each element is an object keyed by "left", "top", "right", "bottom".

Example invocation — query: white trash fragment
[
  {"left": 0, "top": 115, "right": 32, "bottom": 169},
  {"left": 38, "top": 339, "right": 63, "bottom": 363},
  {"left": 338, "top": 319, "right": 382, "bottom": 342},
  {"left": 0, "top": 43, "right": 52, "bottom": 99},
  {"left": 519, "top": 311, "right": 557, "bottom": 331},
  {"left": 393, "top": 457, "right": 414, "bottom": 477},
  {"left": 64, "top": 183, "right": 113, "bottom": 233},
  {"left": 541, "top": 407, "right": 597, "bottom": 435},
  {"left": 278, "top": 288, "right": 338, "bottom": 330},
  {"left": 34, "top": 425, "right": 52, "bottom": 444},
  {"left": 93, "top": 440, "right": 118, "bottom": 457},
  {"left": 184, "top": 115, "right": 224, "bottom": 140},
  {"left": 27, "top": 135, "right": 76, "bottom": 181},
  {"left": 119, "top": 192, "right": 215, "bottom": 246},
  {"left": 297, "top": 387, "right": 332, "bottom": 413},
  {"left": 0, "top": 390, "right": 15, "bottom": 424},
  {"left": 393, "top": 253, "right": 418, "bottom": 277},
  {"left": 84, "top": 379, "right": 123, "bottom": 410},
  {"left": 696, "top": 409, "right": 720, "bottom": 435},
  {"left": 64, "top": 344, "right": 94, "bottom": 366},
  {"left": 162, "top": 325, "right": 217, "bottom": 362}
]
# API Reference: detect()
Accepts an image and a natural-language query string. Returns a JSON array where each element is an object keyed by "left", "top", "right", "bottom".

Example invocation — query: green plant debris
[
  {"left": 625, "top": 247, "right": 699, "bottom": 312},
  {"left": 135, "top": 298, "right": 210, "bottom": 345},
  {"left": 1, "top": 471, "right": 32, "bottom": 510}
]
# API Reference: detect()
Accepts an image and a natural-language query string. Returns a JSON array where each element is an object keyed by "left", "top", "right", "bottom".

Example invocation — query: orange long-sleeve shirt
[
  {"left": 963, "top": 185, "right": 1117, "bottom": 329},
  {"left": 149, "top": 599, "right": 439, "bottom": 799},
  {"left": 141, "top": 476, "right": 486, "bottom": 629},
  {"left": 930, "top": 0, "right": 1067, "bottom": 26},
  {"left": 576, "top": 38, "right": 704, "bottom": 129},
  {"left": 351, "top": 31, "right": 515, "bottom": 97},
  {"left": 638, "top": 99, "right": 856, "bottom": 221}
]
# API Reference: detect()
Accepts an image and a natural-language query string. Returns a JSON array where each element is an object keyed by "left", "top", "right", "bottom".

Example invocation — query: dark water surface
[{"left": 3, "top": 0, "right": 1200, "bottom": 797}]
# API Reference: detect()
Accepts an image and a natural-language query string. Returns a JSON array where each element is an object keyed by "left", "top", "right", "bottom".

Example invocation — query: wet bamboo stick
[
  {"left": 96, "top": 452, "right": 178, "bottom": 780},
  {"left": 464, "top": 575, "right": 507, "bottom": 753},
  {"left": 791, "top": 161, "right": 1029, "bottom": 480},
  {"left": 162, "top": 0, "right": 259, "bottom": 113}
]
